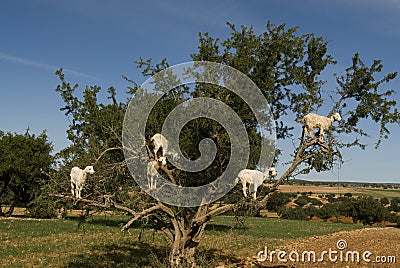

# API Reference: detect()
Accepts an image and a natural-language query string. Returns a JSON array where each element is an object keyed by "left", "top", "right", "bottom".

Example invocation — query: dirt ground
[
  {"left": 274, "top": 184, "right": 353, "bottom": 194},
  {"left": 247, "top": 227, "right": 400, "bottom": 268}
]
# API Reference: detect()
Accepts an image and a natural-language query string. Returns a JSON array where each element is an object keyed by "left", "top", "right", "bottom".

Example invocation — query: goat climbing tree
[{"left": 50, "top": 22, "right": 400, "bottom": 267}]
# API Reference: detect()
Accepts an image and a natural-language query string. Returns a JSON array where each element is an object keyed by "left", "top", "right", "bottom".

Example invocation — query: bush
[
  {"left": 389, "top": 197, "right": 400, "bottom": 212},
  {"left": 266, "top": 192, "right": 292, "bottom": 212},
  {"left": 304, "top": 205, "right": 318, "bottom": 219},
  {"left": 316, "top": 203, "right": 341, "bottom": 222},
  {"left": 307, "top": 197, "right": 323, "bottom": 207},
  {"left": 325, "top": 194, "right": 336, "bottom": 203},
  {"left": 380, "top": 197, "right": 390, "bottom": 206},
  {"left": 294, "top": 196, "right": 308, "bottom": 207},
  {"left": 26, "top": 196, "right": 59, "bottom": 219},
  {"left": 280, "top": 207, "right": 308, "bottom": 221},
  {"left": 352, "top": 196, "right": 386, "bottom": 225}
]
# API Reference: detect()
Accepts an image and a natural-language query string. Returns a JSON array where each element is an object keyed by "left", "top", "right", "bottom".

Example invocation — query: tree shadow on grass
[
  {"left": 67, "top": 241, "right": 170, "bottom": 268},
  {"left": 205, "top": 223, "right": 249, "bottom": 234},
  {"left": 65, "top": 215, "right": 142, "bottom": 229},
  {"left": 66, "top": 240, "right": 290, "bottom": 268}
]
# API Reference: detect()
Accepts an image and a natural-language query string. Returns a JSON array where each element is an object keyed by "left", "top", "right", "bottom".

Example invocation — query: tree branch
[
  {"left": 193, "top": 203, "right": 236, "bottom": 225},
  {"left": 94, "top": 146, "right": 124, "bottom": 164},
  {"left": 121, "top": 203, "right": 164, "bottom": 231}
]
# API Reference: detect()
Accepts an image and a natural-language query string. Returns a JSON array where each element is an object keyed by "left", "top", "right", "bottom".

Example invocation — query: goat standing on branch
[
  {"left": 70, "top": 166, "right": 95, "bottom": 198},
  {"left": 150, "top": 133, "right": 179, "bottom": 160},
  {"left": 236, "top": 167, "right": 277, "bottom": 199},
  {"left": 147, "top": 156, "right": 167, "bottom": 190},
  {"left": 301, "top": 113, "right": 342, "bottom": 142}
]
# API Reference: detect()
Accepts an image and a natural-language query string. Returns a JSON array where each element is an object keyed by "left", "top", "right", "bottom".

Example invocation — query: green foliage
[
  {"left": 265, "top": 192, "right": 292, "bottom": 212},
  {"left": 380, "top": 197, "right": 390, "bottom": 206},
  {"left": 304, "top": 205, "right": 318, "bottom": 219},
  {"left": 0, "top": 130, "right": 53, "bottom": 215},
  {"left": 316, "top": 203, "right": 337, "bottom": 221},
  {"left": 307, "top": 197, "right": 323, "bottom": 206},
  {"left": 389, "top": 197, "right": 400, "bottom": 212},
  {"left": 294, "top": 195, "right": 309, "bottom": 207},
  {"left": 280, "top": 207, "right": 308, "bottom": 221},
  {"left": 325, "top": 193, "right": 336, "bottom": 203},
  {"left": 352, "top": 196, "right": 386, "bottom": 225},
  {"left": 335, "top": 53, "right": 399, "bottom": 148}
]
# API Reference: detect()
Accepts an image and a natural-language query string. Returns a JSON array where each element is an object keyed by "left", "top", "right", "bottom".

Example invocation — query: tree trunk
[
  {"left": 0, "top": 182, "right": 9, "bottom": 216},
  {"left": 169, "top": 237, "right": 199, "bottom": 268},
  {"left": 5, "top": 194, "right": 18, "bottom": 217}
]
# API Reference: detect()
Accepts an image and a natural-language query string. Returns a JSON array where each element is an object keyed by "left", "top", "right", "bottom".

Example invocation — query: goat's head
[
  {"left": 158, "top": 156, "right": 167, "bottom": 166},
  {"left": 332, "top": 112, "right": 342, "bottom": 122},
  {"left": 84, "top": 166, "right": 95, "bottom": 174},
  {"left": 268, "top": 167, "right": 277, "bottom": 177}
]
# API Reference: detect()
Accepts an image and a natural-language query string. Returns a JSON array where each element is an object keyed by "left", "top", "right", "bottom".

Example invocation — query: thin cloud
[{"left": 0, "top": 52, "right": 101, "bottom": 81}]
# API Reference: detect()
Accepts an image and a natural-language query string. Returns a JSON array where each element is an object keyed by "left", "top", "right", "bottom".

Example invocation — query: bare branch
[
  {"left": 193, "top": 204, "right": 236, "bottom": 225},
  {"left": 49, "top": 194, "right": 137, "bottom": 215},
  {"left": 94, "top": 147, "right": 124, "bottom": 165},
  {"left": 121, "top": 203, "right": 164, "bottom": 231}
]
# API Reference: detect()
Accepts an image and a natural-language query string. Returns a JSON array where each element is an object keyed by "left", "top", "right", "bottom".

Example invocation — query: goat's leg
[
  {"left": 71, "top": 182, "right": 75, "bottom": 197},
  {"left": 77, "top": 186, "right": 82, "bottom": 199},
  {"left": 242, "top": 182, "right": 248, "bottom": 197},
  {"left": 253, "top": 190, "right": 257, "bottom": 200},
  {"left": 153, "top": 144, "right": 160, "bottom": 159},
  {"left": 318, "top": 130, "right": 325, "bottom": 143},
  {"left": 306, "top": 127, "right": 314, "bottom": 139}
]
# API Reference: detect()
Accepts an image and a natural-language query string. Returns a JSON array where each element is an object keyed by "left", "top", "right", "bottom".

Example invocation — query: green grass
[{"left": 0, "top": 216, "right": 370, "bottom": 267}]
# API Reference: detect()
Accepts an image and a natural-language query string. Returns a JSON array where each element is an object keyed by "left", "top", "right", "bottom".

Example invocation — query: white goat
[
  {"left": 150, "top": 133, "right": 179, "bottom": 160},
  {"left": 236, "top": 167, "right": 277, "bottom": 199},
  {"left": 70, "top": 166, "right": 95, "bottom": 199},
  {"left": 301, "top": 112, "right": 342, "bottom": 142},
  {"left": 147, "top": 156, "right": 167, "bottom": 190}
]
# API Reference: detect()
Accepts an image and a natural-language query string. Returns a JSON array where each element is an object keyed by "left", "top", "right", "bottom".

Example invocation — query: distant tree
[
  {"left": 0, "top": 130, "right": 53, "bottom": 216},
  {"left": 380, "top": 197, "right": 390, "bottom": 206},
  {"left": 304, "top": 205, "right": 318, "bottom": 219},
  {"left": 294, "top": 195, "right": 309, "bottom": 207},
  {"left": 344, "top": 192, "right": 352, "bottom": 198},
  {"left": 266, "top": 192, "right": 292, "bottom": 212},
  {"left": 316, "top": 204, "right": 333, "bottom": 221},
  {"left": 389, "top": 197, "right": 400, "bottom": 212},
  {"left": 280, "top": 207, "right": 308, "bottom": 221},
  {"left": 352, "top": 196, "right": 386, "bottom": 225},
  {"left": 307, "top": 197, "right": 323, "bottom": 207},
  {"left": 326, "top": 193, "right": 336, "bottom": 203}
]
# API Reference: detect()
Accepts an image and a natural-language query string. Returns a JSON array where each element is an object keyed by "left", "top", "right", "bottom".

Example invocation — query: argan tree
[
  {"left": 51, "top": 22, "right": 399, "bottom": 267},
  {"left": 0, "top": 130, "right": 53, "bottom": 216}
]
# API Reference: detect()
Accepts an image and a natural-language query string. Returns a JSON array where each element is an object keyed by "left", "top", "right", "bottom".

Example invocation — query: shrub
[
  {"left": 266, "top": 192, "right": 292, "bottom": 212},
  {"left": 280, "top": 207, "right": 308, "bottom": 221},
  {"left": 380, "top": 197, "right": 390, "bottom": 206},
  {"left": 307, "top": 197, "right": 323, "bottom": 207},
  {"left": 294, "top": 196, "right": 308, "bottom": 207}
]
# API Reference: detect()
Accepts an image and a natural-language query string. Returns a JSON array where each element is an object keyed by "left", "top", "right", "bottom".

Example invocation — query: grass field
[{"left": 0, "top": 215, "right": 369, "bottom": 267}]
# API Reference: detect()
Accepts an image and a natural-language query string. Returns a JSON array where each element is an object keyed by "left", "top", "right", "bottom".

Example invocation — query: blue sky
[{"left": 1, "top": 0, "right": 399, "bottom": 183}]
